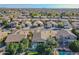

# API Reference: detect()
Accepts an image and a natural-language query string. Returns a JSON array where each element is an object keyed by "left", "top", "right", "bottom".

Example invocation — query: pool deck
[{"left": 54, "top": 48, "right": 79, "bottom": 55}]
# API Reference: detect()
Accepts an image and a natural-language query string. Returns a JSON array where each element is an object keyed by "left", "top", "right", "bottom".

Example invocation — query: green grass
[{"left": 28, "top": 52, "right": 39, "bottom": 55}]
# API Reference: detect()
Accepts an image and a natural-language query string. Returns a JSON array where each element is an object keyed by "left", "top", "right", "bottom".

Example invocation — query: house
[
  {"left": 3, "top": 15, "right": 10, "bottom": 21},
  {"left": 40, "top": 16, "right": 47, "bottom": 19},
  {"left": 70, "top": 19, "right": 79, "bottom": 22},
  {"left": 32, "top": 29, "right": 57, "bottom": 49},
  {"left": 32, "top": 30, "right": 47, "bottom": 43},
  {"left": 63, "top": 20, "right": 72, "bottom": 29},
  {"left": 57, "top": 19, "right": 72, "bottom": 29},
  {"left": 61, "top": 16, "right": 69, "bottom": 19},
  {"left": 56, "top": 30, "right": 77, "bottom": 47},
  {"left": 24, "top": 21, "right": 32, "bottom": 28},
  {"left": 70, "top": 16, "right": 79, "bottom": 19},
  {"left": 8, "top": 22, "right": 16, "bottom": 28},
  {"left": 5, "top": 34, "right": 25, "bottom": 43},
  {"left": 5, "top": 31, "right": 30, "bottom": 50},
  {"left": 72, "top": 22, "right": 79, "bottom": 29},
  {"left": 5, "top": 29, "right": 30, "bottom": 43},
  {"left": 44, "top": 21, "right": 52, "bottom": 29},
  {"left": 41, "top": 18, "right": 49, "bottom": 21},
  {"left": 33, "top": 20, "right": 44, "bottom": 27},
  {"left": 50, "top": 19, "right": 72, "bottom": 30},
  {"left": 13, "top": 18, "right": 26, "bottom": 23},
  {"left": 33, "top": 16, "right": 40, "bottom": 18}
]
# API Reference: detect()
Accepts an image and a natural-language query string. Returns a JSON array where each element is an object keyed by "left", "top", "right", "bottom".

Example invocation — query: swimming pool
[{"left": 59, "top": 50, "right": 73, "bottom": 55}]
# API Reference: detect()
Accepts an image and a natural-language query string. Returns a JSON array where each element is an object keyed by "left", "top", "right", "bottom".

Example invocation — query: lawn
[{"left": 27, "top": 51, "right": 39, "bottom": 55}]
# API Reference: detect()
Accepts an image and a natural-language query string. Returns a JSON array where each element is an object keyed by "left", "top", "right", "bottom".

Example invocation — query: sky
[{"left": 0, "top": 4, "right": 79, "bottom": 8}]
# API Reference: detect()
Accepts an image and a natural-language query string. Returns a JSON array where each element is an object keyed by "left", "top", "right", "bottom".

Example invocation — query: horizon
[{"left": 0, "top": 4, "right": 79, "bottom": 8}]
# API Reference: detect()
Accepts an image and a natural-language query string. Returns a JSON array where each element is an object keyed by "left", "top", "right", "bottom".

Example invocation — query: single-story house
[
  {"left": 33, "top": 20, "right": 44, "bottom": 27},
  {"left": 56, "top": 30, "right": 77, "bottom": 47},
  {"left": 25, "top": 21, "right": 32, "bottom": 27}
]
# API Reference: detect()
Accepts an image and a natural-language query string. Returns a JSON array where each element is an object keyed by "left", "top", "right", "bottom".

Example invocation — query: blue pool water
[{"left": 59, "top": 50, "right": 73, "bottom": 55}]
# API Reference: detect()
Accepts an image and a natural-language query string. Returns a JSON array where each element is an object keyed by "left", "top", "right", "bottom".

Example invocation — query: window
[{"left": 65, "top": 37, "right": 70, "bottom": 39}]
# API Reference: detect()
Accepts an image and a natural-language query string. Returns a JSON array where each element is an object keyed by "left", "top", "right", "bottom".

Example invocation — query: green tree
[
  {"left": 20, "top": 38, "right": 29, "bottom": 52},
  {"left": 57, "top": 22, "right": 64, "bottom": 28},
  {"left": 30, "top": 13, "right": 40, "bottom": 18},
  {"left": 2, "top": 20, "right": 10, "bottom": 29},
  {"left": 47, "top": 13, "right": 52, "bottom": 18},
  {"left": 46, "top": 37, "right": 58, "bottom": 50},
  {"left": 72, "top": 29, "right": 79, "bottom": 39},
  {"left": 35, "top": 37, "right": 58, "bottom": 55},
  {"left": 16, "top": 25, "right": 21, "bottom": 29},
  {"left": 6, "top": 38, "right": 30, "bottom": 55},
  {"left": 60, "top": 12, "right": 66, "bottom": 18},
  {"left": 69, "top": 40, "right": 79, "bottom": 52},
  {"left": 6, "top": 43, "right": 19, "bottom": 55},
  {"left": 2, "top": 20, "right": 8, "bottom": 26},
  {"left": 35, "top": 43, "right": 46, "bottom": 54}
]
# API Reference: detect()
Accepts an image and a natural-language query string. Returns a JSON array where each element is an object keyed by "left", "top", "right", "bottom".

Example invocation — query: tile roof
[
  {"left": 72, "top": 22, "right": 79, "bottom": 29},
  {"left": 32, "top": 30, "right": 57, "bottom": 42},
  {"left": 56, "top": 30, "right": 77, "bottom": 38},
  {"left": 5, "top": 34, "right": 25, "bottom": 43}
]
